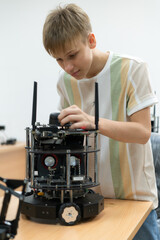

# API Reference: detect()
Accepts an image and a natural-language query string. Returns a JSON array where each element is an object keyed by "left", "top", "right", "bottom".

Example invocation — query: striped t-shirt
[{"left": 57, "top": 51, "right": 158, "bottom": 208}]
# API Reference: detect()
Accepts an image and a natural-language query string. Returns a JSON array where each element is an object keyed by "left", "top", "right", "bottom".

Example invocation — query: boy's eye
[
  {"left": 56, "top": 58, "right": 62, "bottom": 62},
  {"left": 69, "top": 54, "right": 75, "bottom": 58},
  {"left": 69, "top": 52, "right": 77, "bottom": 59}
]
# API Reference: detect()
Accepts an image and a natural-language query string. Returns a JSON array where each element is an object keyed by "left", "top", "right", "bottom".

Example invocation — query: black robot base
[{"left": 21, "top": 192, "right": 104, "bottom": 226}]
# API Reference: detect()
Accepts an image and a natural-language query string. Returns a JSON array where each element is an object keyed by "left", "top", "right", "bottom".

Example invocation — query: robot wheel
[{"left": 58, "top": 202, "right": 81, "bottom": 226}]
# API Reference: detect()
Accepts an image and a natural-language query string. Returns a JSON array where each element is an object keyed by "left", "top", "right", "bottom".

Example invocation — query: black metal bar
[
  {"left": 31, "top": 81, "right": 37, "bottom": 130},
  {"left": 0, "top": 191, "right": 11, "bottom": 222},
  {"left": 95, "top": 82, "right": 99, "bottom": 130}
]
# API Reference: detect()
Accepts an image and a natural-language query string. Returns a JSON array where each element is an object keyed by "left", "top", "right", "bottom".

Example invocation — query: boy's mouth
[{"left": 71, "top": 70, "right": 80, "bottom": 77}]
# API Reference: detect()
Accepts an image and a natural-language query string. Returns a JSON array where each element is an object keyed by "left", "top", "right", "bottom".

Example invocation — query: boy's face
[{"left": 53, "top": 34, "right": 96, "bottom": 80}]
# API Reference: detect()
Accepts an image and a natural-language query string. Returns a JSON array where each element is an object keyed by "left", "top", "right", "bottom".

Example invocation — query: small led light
[
  {"left": 70, "top": 156, "right": 77, "bottom": 166},
  {"left": 70, "top": 155, "right": 81, "bottom": 166},
  {"left": 44, "top": 156, "right": 56, "bottom": 167}
]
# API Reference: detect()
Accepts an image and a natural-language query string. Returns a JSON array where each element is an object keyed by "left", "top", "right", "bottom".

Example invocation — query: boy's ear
[{"left": 88, "top": 33, "right": 96, "bottom": 49}]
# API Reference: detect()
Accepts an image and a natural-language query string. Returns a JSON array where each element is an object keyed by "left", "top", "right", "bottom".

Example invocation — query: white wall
[{"left": 0, "top": 0, "right": 160, "bottom": 141}]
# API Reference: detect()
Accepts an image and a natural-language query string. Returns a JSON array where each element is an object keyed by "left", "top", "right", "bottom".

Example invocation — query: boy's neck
[{"left": 86, "top": 49, "right": 109, "bottom": 78}]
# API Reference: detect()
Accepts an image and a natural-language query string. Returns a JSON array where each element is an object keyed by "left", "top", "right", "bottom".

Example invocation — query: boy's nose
[{"left": 64, "top": 61, "right": 74, "bottom": 73}]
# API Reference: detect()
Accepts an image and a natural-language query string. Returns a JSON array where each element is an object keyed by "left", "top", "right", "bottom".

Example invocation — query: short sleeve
[
  {"left": 57, "top": 72, "right": 70, "bottom": 111},
  {"left": 126, "top": 61, "right": 158, "bottom": 116}
]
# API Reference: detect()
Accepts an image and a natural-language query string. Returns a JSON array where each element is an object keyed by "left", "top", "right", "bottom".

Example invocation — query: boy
[{"left": 43, "top": 4, "right": 160, "bottom": 239}]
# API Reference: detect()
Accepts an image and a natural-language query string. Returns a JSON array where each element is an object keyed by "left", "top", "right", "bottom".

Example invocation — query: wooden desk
[
  {"left": 0, "top": 197, "right": 152, "bottom": 240},
  {"left": 0, "top": 142, "right": 25, "bottom": 179},
  {"left": 0, "top": 142, "right": 25, "bottom": 196}
]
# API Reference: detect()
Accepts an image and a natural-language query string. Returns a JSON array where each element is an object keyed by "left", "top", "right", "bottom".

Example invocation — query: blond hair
[{"left": 43, "top": 4, "right": 92, "bottom": 55}]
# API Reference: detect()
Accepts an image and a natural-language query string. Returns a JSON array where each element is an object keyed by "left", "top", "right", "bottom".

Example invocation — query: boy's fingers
[
  {"left": 60, "top": 114, "right": 82, "bottom": 126},
  {"left": 58, "top": 105, "right": 81, "bottom": 121}
]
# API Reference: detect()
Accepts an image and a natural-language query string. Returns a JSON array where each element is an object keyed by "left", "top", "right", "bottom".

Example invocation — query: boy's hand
[{"left": 58, "top": 105, "right": 95, "bottom": 130}]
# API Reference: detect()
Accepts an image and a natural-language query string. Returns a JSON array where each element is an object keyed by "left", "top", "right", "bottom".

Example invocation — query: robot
[{"left": 21, "top": 82, "right": 104, "bottom": 225}]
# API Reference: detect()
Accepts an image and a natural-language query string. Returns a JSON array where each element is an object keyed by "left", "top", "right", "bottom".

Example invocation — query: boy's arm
[
  {"left": 99, "top": 107, "right": 151, "bottom": 144},
  {"left": 58, "top": 105, "right": 151, "bottom": 144}
]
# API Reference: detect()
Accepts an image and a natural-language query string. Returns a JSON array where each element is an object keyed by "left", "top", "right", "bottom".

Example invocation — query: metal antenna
[
  {"left": 95, "top": 82, "right": 99, "bottom": 130},
  {"left": 31, "top": 81, "right": 37, "bottom": 130}
]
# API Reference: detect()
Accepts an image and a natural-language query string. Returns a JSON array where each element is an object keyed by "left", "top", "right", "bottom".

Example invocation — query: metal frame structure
[
  {"left": 21, "top": 82, "right": 104, "bottom": 225},
  {"left": 0, "top": 177, "right": 26, "bottom": 240}
]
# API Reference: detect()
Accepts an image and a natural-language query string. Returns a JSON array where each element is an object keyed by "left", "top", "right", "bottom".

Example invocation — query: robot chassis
[{"left": 21, "top": 82, "right": 104, "bottom": 225}]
